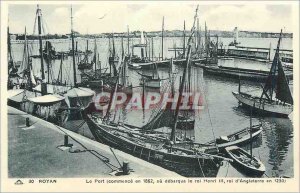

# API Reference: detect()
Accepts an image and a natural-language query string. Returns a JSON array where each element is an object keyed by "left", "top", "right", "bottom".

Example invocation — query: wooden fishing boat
[
  {"left": 225, "top": 146, "right": 265, "bottom": 177},
  {"left": 232, "top": 30, "right": 293, "bottom": 117},
  {"left": 86, "top": 112, "right": 227, "bottom": 177},
  {"left": 206, "top": 124, "right": 262, "bottom": 149}
]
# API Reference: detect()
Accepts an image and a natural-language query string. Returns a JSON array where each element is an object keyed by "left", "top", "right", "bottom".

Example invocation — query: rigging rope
[{"left": 198, "top": 70, "right": 217, "bottom": 146}]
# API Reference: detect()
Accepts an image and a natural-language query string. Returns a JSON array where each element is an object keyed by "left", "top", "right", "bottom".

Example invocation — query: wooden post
[
  {"left": 122, "top": 161, "right": 130, "bottom": 175},
  {"left": 26, "top": 117, "right": 30, "bottom": 127}
]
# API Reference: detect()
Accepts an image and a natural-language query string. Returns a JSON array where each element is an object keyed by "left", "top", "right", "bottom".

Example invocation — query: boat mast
[
  {"left": 108, "top": 37, "right": 112, "bottom": 74},
  {"left": 24, "top": 27, "right": 33, "bottom": 91},
  {"left": 161, "top": 16, "right": 164, "bottom": 60},
  {"left": 94, "top": 39, "right": 97, "bottom": 77},
  {"left": 71, "top": 6, "right": 77, "bottom": 87},
  {"left": 170, "top": 5, "right": 199, "bottom": 141},
  {"left": 127, "top": 25, "right": 130, "bottom": 56},
  {"left": 121, "top": 37, "right": 126, "bottom": 86},
  {"left": 197, "top": 18, "right": 200, "bottom": 53},
  {"left": 250, "top": 104, "right": 253, "bottom": 158},
  {"left": 37, "top": 5, "right": 45, "bottom": 81},
  {"left": 205, "top": 21, "right": 208, "bottom": 63},
  {"left": 60, "top": 55, "right": 63, "bottom": 84},
  {"left": 104, "top": 55, "right": 126, "bottom": 121},
  {"left": 183, "top": 20, "right": 186, "bottom": 57},
  {"left": 151, "top": 37, "right": 154, "bottom": 61},
  {"left": 86, "top": 39, "right": 89, "bottom": 63},
  {"left": 7, "top": 26, "right": 13, "bottom": 65}
]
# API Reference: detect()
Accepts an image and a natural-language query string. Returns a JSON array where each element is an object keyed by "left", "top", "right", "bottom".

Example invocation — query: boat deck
[{"left": 7, "top": 106, "right": 180, "bottom": 178}]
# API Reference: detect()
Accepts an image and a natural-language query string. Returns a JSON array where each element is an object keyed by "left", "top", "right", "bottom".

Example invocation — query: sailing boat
[
  {"left": 7, "top": 25, "right": 21, "bottom": 89},
  {"left": 64, "top": 6, "right": 95, "bottom": 120},
  {"left": 84, "top": 6, "right": 231, "bottom": 177},
  {"left": 7, "top": 27, "right": 66, "bottom": 124},
  {"left": 232, "top": 30, "right": 293, "bottom": 117}
]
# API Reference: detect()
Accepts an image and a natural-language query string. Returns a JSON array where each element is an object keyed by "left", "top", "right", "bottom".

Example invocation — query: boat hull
[
  {"left": 85, "top": 115, "right": 222, "bottom": 177},
  {"left": 216, "top": 126, "right": 263, "bottom": 149},
  {"left": 225, "top": 146, "right": 265, "bottom": 177},
  {"left": 232, "top": 92, "right": 293, "bottom": 117},
  {"left": 144, "top": 79, "right": 161, "bottom": 89}
]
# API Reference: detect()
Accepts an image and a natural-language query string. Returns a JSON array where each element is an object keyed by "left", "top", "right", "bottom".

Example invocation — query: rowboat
[
  {"left": 225, "top": 146, "right": 265, "bottom": 177},
  {"left": 206, "top": 124, "right": 263, "bottom": 149}
]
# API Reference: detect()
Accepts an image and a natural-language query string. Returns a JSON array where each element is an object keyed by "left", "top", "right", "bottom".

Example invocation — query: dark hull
[
  {"left": 177, "top": 120, "right": 195, "bottom": 130},
  {"left": 85, "top": 115, "right": 221, "bottom": 177}
]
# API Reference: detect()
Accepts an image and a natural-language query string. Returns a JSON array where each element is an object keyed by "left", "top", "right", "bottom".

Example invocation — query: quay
[
  {"left": 216, "top": 161, "right": 245, "bottom": 178},
  {"left": 8, "top": 106, "right": 180, "bottom": 178}
]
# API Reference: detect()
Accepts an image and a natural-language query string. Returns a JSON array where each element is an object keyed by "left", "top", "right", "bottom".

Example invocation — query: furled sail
[{"left": 261, "top": 30, "right": 293, "bottom": 104}]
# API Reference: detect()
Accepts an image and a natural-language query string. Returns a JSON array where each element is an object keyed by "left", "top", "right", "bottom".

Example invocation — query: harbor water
[{"left": 10, "top": 37, "right": 293, "bottom": 177}]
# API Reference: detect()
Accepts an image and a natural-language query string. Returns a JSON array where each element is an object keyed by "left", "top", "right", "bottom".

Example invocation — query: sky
[{"left": 8, "top": 2, "right": 294, "bottom": 35}]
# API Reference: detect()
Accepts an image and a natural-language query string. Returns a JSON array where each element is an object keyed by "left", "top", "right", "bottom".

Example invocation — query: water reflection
[{"left": 262, "top": 117, "right": 293, "bottom": 177}]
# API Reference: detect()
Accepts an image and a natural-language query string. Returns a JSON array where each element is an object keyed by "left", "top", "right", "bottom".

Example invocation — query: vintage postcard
[{"left": 1, "top": 0, "right": 299, "bottom": 192}]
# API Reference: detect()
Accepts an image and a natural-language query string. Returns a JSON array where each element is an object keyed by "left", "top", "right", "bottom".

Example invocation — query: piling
[
  {"left": 26, "top": 117, "right": 30, "bottom": 127},
  {"left": 122, "top": 161, "right": 130, "bottom": 175}
]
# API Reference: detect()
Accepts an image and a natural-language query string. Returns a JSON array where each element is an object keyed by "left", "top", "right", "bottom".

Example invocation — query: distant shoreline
[{"left": 10, "top": 30, "right": 293, "bottom": 41}]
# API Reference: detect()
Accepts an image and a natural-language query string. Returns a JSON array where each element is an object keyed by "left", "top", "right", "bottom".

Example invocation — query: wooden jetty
[{"left": 201, "top": 65, "right": 293, "bottom": 82}]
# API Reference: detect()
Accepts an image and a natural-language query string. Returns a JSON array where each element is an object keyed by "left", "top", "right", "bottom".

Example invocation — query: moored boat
[
  {"left": 206, "top": 124, "right": 263, "bottom": 149},
  {"left": 84, "top": 6, "right": 231, "bottom": 177},
  {"left": 232, "top": 30, "right": 293, "bottom": 117},
  {"left": 225, "top": 146, "right": 265, "bottom": 177}
]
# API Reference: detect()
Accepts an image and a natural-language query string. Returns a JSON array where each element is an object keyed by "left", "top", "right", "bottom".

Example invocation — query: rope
[
  {"left": 196, "top": 156, "right": 205, "bottom": 177},
  {"left": 199, "top": 73, "right": 217, "bottom": 145}
]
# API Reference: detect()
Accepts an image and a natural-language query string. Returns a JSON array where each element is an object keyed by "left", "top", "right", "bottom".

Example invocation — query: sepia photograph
[{"left": 1, "top": 1, "right": 299, "bottom": 192}]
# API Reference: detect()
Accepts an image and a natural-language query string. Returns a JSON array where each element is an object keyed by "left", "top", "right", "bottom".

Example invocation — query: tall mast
[
  {"left": 46, "top": 42, "right": 50, "bottom": 83},
  {"left": 60, "top": 55, "right": 63, "bottom": 84},
  {"left": 161, "top": 16, "right": 164, "bottom": 60},
  {"left": 127, "top": 25, "right": 130, "bottom": 56},
  {"left": 197, "top": 17, "right": 200, "bottom": 52},
  {"left": 8, "top": 26, "right": 13, "bottom": 63},
  {"left": 24, "top": 27, "right": 32, "bottom": 90},
  {"left": 94, "top": 39, "right": 97, "bottom": 77},
  {"left": 250, "top": 105, "right": 253, "bottom": 159},
  {"left": 86, "top": 39, "right": 89, "bottom": 63},
  {"left": 121, "top": 37, "right": 126, "bottom": 86},
  {"left": 108, "top": 37, "right": 112, "bottom": 74},
  {"left": 37, "top": 5, "right": 45, "bottom": 80},
  {"left": 170, "top": 5, "right": 199, "bottom": 141},
  {"left": 71, "top": 6, "right": 77, "bottom": 87},
  {"left": 205, "top": 21, "right": 208, "bottom": 63},
  {"left": 112, "top": 33, "right": 116, "bottom": 58},
  {"left": 151, "top": 37, "right": 154, "bottom": 61},
  {"left": 183, "top": 20, "right": 186, "bottom": 57}
]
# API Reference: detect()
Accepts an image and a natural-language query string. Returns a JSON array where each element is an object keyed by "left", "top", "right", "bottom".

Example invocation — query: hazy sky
[{"left": 8, "top": 2, "right": 294, "bottom": 34}]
